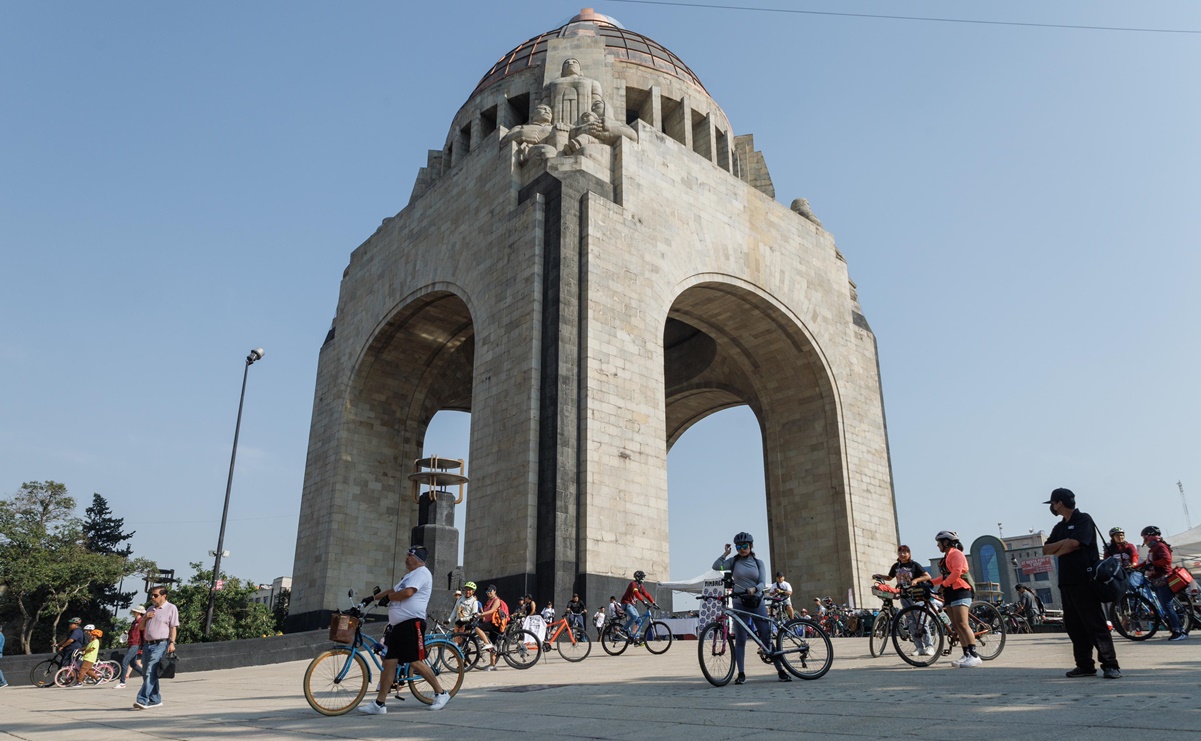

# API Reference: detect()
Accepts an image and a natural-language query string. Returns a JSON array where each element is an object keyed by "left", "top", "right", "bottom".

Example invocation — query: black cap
[{"left": 1044, "top": 488, "right": 1075, "bottom": 506}]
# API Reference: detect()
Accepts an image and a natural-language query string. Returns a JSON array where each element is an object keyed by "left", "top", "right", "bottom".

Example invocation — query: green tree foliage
[
  {"left": 171, "top": 562, "right": 275, "bottom": 643},
  {"left": 73, "top": 493, "right": 139, "bottom": 630},
  {"left": 0, "top": 482, "right": 153, "bottom": 654},
  {"left": 273, "top": 587, "right": 290, "bottom": 632}
]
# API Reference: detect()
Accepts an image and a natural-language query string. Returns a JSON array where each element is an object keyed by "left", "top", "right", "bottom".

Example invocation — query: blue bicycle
[
  {"left": 303, "top": 589, "right": 465, "bottom": 715},
  {"left": 600, "top": 602, "right": 673, "bottom": 655}
]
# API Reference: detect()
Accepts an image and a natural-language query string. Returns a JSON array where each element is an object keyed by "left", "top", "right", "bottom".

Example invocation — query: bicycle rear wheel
[
  {"left": 408, "top": 639, "right": 464, "bottom": 704},
  {"left": 643, "top": 621, "right": 673, "bottom": 654},
  {"left": 501, "top": 629, "right": 542, "bottom": 669},
  {"left": 968, "top": 601, "right": 1006, "bottom": 660},
  {"left": 303, "top": 649, "right": 368, "bottom": 716},
  {"left": 1171, "top": 593, "right": 1195, "bottom": 634},
  {"left": 892, "top": 605, "right": 944, "bottom": 667},
  {"left": 30, "top": 659, "right": 58, "bottom": 687},
  {"left": 600, "top": 624, "right": 629, "bottom": 656},
  {"left": 556, "top": 627, "right": 592, "bottom": 662},
  {"left": 95, "top": 660, "right": 120, "bottom": 682},
  {"left": 448, "top": 632, "right": 482, "bottom": 671},
  {"left": 54, "top": 666, "right": 78, "bottom": 687},
  {"left": 1111, "top": 592, "right": 1158, "bottom": 640},
  {"left": 697, "top": 621, "right": 735, "bottom": 686},
  {"left": 868, "top": 610, "right": 891, "bottom": 658},
  {"left": 777, "top": 619, "right": 833, "bottom": 680}
]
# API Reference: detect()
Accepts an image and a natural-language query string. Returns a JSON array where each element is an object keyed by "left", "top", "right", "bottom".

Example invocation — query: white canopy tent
[{"left": 659, "top": 569, "right": 725, "bottom": 594}]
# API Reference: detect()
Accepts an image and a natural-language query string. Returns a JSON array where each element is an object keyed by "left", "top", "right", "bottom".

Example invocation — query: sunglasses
[{"left": 735, "top": 543, "right": 751, "bottom": 549}]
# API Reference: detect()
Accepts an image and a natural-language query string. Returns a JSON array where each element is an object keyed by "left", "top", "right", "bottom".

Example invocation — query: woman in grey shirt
[{"left": 713, "top": 531, "right": 792, "bottom": 684}]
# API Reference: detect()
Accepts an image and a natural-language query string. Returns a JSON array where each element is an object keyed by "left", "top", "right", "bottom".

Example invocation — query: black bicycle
[
  {"left": 696, "top": 591, "right": 832, "bottom": 685},
  {"left": 30, "top": 648, "right": 80, "bottom": 687}
]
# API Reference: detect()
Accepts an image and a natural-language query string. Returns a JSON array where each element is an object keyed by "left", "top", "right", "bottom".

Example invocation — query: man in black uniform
[{"left": 1042, "top": 488, "right": 1121, "bottom": 679}]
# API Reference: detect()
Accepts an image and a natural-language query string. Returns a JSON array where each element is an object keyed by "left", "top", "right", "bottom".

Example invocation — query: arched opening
[
  {"left": 667, "top": 406, "right": 771, "bottom": 605},
  {"left": 422, "top": 409, "right": 472, "bottom": 566},
  {"left": 663, "top": 281, "right": 851, "bottom": 601},
  {"left": 342, "top": 290, "right": 475, "bottom": 587}
]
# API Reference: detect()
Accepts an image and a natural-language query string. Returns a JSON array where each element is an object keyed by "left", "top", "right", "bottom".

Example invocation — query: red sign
[
  {"left": 1020, "top": 556, "right": 1054, "bottom": 575},
  {"left": 215, "top": 579, "right": 225, "bottom": 591}
]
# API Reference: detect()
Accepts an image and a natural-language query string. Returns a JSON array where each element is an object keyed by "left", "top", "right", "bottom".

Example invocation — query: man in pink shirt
[{"left": 134, "top": 586, "right": 179, "bottom": 710}]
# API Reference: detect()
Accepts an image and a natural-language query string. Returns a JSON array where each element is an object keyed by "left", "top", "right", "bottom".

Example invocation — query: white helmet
[
  {"left": 83, "top": 624, "right": 96, "bottom": 631},
  {"left": 935, "top": 531, "right": 958, "bottom": 543}
]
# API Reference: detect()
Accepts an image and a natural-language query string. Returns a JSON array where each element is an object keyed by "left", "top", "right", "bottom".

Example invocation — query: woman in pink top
[{"left": 931, "top": 531, "right": 980, "bottom": 668}]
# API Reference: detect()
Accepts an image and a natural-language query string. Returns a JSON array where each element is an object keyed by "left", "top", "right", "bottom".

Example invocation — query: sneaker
[
  {"left": 777, "top": 671, "right": 792, "bottom": 682},
  {"left": 116, "top": 683, "right": 126, "bottom": 689},
  {"left": 485, "top": 665, "right": 497, "bottom": 672},
  {"left": 143, "top": 702, "right": 162, "bottom": 709},
  {"left": 949, "top": 656, "right": 964, "bottom": 667},
  {"left": 482, "top": 643, "right": 495, "bottom": 653},
  {"left": 358, "top": 700, "right": 387, "bottom": 715},
  {"left": 429, "top": 692, "right": 451, "bottom": 710},
  {"left": 733, "top": 673, "right": 746, "bottom": 685},
  {"left": 1103, "top": 667, "right": 1122, "bottom": 679},
  {"left": 959, "top": 655, "right": 983, "bottom": 668},
  {"left": 1065, "top": 667, "right": 1097, "bottom": 678},
  {"left": 132, "top": 703, "right": 145, "bottom": 710}
]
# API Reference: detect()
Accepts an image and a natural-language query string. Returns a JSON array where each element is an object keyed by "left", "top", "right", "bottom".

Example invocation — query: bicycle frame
[{"left": 706, "top": 598, "right": 778, "bottom": 656}]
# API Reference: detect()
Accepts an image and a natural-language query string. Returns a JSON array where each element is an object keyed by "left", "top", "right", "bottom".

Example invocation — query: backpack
[
  {"left": 491, "top": 598, "right": 510, "bottom": 631},
  {"left": 1090, "top": 525, "right": 1129, "bottom": 601}
]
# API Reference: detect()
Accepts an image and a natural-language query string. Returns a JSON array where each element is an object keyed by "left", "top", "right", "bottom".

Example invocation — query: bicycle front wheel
[
  {"left": 777, "top": 618, "right": 833, "bottom": 680},
  {"left": 643, "top": 621, "right": 673, "bottom": 654},
  {"left": 968, "top": 601, "right": 1006, "bottom": 660},
  {"left": 303, "top": 649, "right": 369, "bottom": 716},
  {"left": 501, "top": 629, "right": 542, "bottom": 669},
  {"left": 556, "top": 627, "right": 592, "bottom": 662},
  {"left": 600, "top": 624, "right": 629, "bottom": 656},
  {"left": 892, "top": 605, "right": 944, "bottom": 667},
  {"left": 409, "top": 639, "right": 464, "bottom": 704},
  {"left": 448, "top": 632, "right": 482, "bottom": 671},
  {"left": 868, "top": 610, "right": 891, "bottom": 658},
  {"left": 697, "top": 621, "right": 735, "bottom": 686},
  {"left": 1111, "top": 592, "right": 1158, "bottom": 640},
  {"left": 30, "top": 659, "right": 58, "bottom": 687}
]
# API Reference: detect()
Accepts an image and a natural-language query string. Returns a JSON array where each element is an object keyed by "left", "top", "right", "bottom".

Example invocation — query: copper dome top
[{"left": 471, "top": 10, "right": 708, "bottom": 98}]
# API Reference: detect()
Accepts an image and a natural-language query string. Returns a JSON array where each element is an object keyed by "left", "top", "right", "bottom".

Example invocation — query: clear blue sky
[{"left": 2, "top": 2, "right": 1198, "bottom": 599}]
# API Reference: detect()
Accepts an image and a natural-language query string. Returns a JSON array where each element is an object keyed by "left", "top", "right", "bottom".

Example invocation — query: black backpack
[{"left": 1089, "top": 525, "right": 1129, "bottom": 601}]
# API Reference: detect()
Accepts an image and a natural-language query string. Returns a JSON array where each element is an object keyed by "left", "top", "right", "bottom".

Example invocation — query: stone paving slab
[{"left": 1, "top": 634, "right": 1197, "bottom": 740}]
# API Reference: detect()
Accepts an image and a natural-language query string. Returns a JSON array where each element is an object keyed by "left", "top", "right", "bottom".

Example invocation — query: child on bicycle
[{"left": 77, "top": 628, "right": 104, "bottom": 685}]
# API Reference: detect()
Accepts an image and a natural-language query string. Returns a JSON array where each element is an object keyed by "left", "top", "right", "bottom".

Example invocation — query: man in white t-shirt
[
  {"left": 767, "top": 571, "right": 795, "bottom": 619},
  {"left": 358, "top": 546, "right": 451, "bottom": 714}
]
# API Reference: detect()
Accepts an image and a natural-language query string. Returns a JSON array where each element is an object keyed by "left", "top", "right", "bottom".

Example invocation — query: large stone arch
[{"left": 663, "top": 278, "right": 856, "bottom": 596}]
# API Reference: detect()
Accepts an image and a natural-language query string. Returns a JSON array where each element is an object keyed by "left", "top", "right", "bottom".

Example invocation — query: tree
[
  {"left": 75, "top": 493, "right": 139, "bottom": 628},
  {"left": 170, "top": 562, "right": 275, "bottom": 643},
  {"left": 272, "top": 587, "right": 291, "bottom": 632},
  {"left": 0, "top": 482, "right": 154, "bottom": 653}
]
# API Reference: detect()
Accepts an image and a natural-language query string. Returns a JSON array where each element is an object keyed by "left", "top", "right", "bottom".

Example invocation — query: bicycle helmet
[
  {"left": 633, "top": 570, "right": 646, "bottom": 582},
  {"left": 733, "top": 531, "right": 754, "bottom": 545},
  {"left": 463, "top": 581, "right": 477, "bottom": 590},
  {"left": 935, "top": 530, "right": 958, "bottom": 543},
  {"left": 1108, "top": 527, "right": 1124, "bottom": 537},
  {"left": 1140, "top": 525, "right": 1161, "bottom": 538},
  {"left": 83, "top": 624, "right": 96, "bottom": 632}
]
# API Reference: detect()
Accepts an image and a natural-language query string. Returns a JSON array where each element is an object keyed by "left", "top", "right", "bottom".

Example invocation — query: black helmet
[
  {"left": 733, "top": 531, "right": 754, "bottom": 545},
  {"left": 1140, "top": 525, "right": 1161, "bottom": 538},
  {"left": 1108, "top": 527, "right": 1124, "bottom": 537},
  {"left": 633, "top": 570, "right": 646, "bottom": 581}
]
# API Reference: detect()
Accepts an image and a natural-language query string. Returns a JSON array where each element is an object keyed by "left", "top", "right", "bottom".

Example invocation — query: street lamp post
[{"left": 204, "top": 347, "right": 264, "bottom": 638}]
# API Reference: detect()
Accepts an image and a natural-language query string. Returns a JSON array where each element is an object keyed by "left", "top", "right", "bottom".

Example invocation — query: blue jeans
[
  {"left": 901, "top": 597, "right": 932, "bottom": 651},
  {"left": 136, "top": 642, "right": 168, "bottom": 706},
  {"left": 0, "top": 667, "right": 7, "bottom": 686},
  {"left": 622, "top": 603, "right": 641, "bottom": 632},
  {"left": 120, "top": 644, "right": 142, "bottom": 680},
  {"left": 732, "top": 601, "right": 781, "bottom": 673},
  {"left": 567, "top": 613, "right": 584, "bottom": 632},
  {"left": 1154, "top": 584, "right": 1184, "bottom": 634}
]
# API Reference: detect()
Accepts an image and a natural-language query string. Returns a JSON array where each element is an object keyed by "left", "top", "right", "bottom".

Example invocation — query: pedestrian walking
[
  {"left": 117, "top": 604, "right": 146, "bottom": 688},
  {"left": 134, "top": 586, "right": 180, "bottom": 709},
  {"left": 0, "top": 628, "right": 8, "bottom": 687},
  {"left": 593, "top": 607, "right": 605, "bottom": 640}
]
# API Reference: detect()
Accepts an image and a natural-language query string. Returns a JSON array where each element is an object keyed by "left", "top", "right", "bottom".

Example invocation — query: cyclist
[
  {"left": 1138, "top": 526, "right": 1187, "bottom": 641},
  {"left": 1103, "top": 527, "right": 1139, "bottom": 569},
  {"left": 767, "top": 572, "right": 795, "bottom": 619},
  {"left": 565, "top": 593, "right": 587, "bottom": 632},
  {"left": 873, "top": 545, "right": 934, "bottom": 656},
  {"left": 931, "top": 531, "right": 981, "bottom": 668},
  {"left": 477, "top": 584, "right": 509, "bottom": 671},
  {"left": 76, "top": 628, "right": 103, "bottom": 685},
  {"left": 451, "top": 582, "right": 480, "bottom": 632},
  {"left": 55, "top": 617, "right": 87, "bottom": 658},
  {"left": 619, "top": 571, "right": 655, "bottom": 638},
  {"left": 540, "top": 601, "right": 556, "bottom": 622},
  {"left": 713, "top": 531, "right": 791, "bottom": 684},
  {"left": 1015, "top": 585, "right": 1044, "bottom": 626}
]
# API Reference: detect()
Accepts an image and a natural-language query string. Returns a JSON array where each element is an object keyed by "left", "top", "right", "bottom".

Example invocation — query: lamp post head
[{"left": 247, "top": 347, "right": 265, "bottom": 365}]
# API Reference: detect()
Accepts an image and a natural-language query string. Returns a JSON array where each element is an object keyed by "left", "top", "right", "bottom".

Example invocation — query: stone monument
[{"left": 287, "top": 9, "right": 898, "bottom": 630}]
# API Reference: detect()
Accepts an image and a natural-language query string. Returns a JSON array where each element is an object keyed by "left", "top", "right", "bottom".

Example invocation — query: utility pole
[{"left": 1179, "top": 481, "right": 1192, "bottom": 531}]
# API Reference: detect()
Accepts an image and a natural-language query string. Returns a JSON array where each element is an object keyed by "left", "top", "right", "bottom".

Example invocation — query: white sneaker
[
  {"left": 358, "top": 701, "right": 386, "bottom": 715},
  {"left": 959, "top": 655, "right": 983, "bottom": 668},
  {"left": 429, "top": 692, "right": 451, "bottom": 710},
  {"left": 949, "top": 656, "right": 964, "bottom": 667},
  {"left": 482, "top": 643, "right": 495, "bottom": 652}
]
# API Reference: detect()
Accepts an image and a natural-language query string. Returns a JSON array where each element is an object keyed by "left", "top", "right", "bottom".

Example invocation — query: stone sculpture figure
[
  {"left": 500, "top": 104, "right": 557, "bottom": 164},
  {"left": 790, "top": 198, "right": 823, "bottom": 228},
  {"left": 542, "top": 58, "right": 604, "bottom": 135}
]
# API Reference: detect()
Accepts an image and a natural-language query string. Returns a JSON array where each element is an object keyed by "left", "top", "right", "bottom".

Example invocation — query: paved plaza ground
[{"left": 1, "top": 634, "right": 1197, "bottom": 740}]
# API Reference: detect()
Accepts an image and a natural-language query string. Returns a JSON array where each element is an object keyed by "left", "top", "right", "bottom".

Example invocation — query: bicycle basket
[
  {"left": 328, "top": 613, "right": 360, "bottom": 643},
  {"left": 872, "top": 584, "right": 901, "bottom": 600}
]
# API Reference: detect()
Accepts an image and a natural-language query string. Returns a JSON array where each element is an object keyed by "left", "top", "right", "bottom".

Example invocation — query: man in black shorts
[
  {"left": 358, "top": 546, "right": 452, "bottom": 713},
  {"left": 1043, "top": 488, "right": 1121, "bottom": 679}
]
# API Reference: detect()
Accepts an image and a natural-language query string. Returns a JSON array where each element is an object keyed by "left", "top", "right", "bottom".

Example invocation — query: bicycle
[
  {"left": 998, "top": 602, "right": 1033, "bottom": 634},
  {"left": 302, "top": 589, "right": 465, "bottom": 716},
  {"left": 30, "top": 648, "right": 79, "bottom": 687},
  {"left": 1111, "top": 570, "right": 1194, "bottom": 640},
  {"left": 600, "top": 602, "right": 673, "bottom": 656},
  {"left": 541, "top": 614, "right": 592, "bottom": 662},
  {"left": 492, "top": 611, "right": 544, "bottom": 669},
  {"left": 867, "top": 580, "right": 904, "bottom": 658},
  {"left": 696, "top": 591, "right": 832, "bottom": 685},
  {"left": 428, "top": 618, "right": 486, "bottom": 671},
  {"left": 54, "top": 655, "right": 116, "bottom": 687},
  {"left": 891, "top": 593, "right": 1005, "bottom": 667}
]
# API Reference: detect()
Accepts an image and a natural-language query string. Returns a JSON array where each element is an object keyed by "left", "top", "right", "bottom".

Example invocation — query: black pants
[{"left": 1061, "top": 584, "right": 1119, "bottom": 670}]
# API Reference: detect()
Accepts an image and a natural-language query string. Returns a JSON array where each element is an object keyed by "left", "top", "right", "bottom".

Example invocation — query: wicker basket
[
  {"left": 328, "top": 613, "right": 360, "bottom": 644},
  {"left": 872, "top": 585, "right": 901, "bottom": 601}
]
